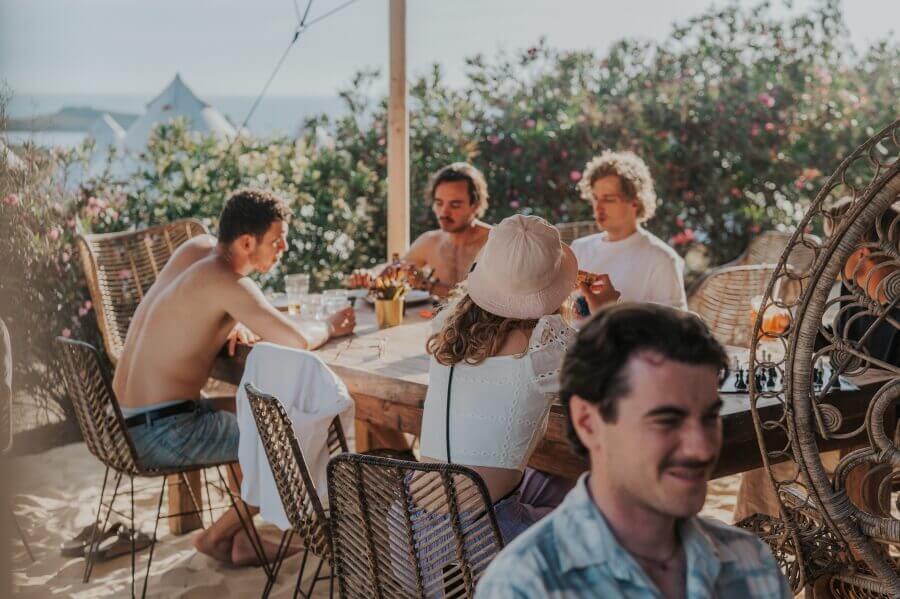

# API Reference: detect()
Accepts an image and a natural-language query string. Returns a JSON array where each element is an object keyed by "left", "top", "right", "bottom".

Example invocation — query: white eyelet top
[{"left": 419, "top": 312, "right": 575, "bottom": 471}]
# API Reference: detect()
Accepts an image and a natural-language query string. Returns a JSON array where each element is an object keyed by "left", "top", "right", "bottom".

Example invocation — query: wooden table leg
[
  {"left": 167, "top": 472, "right": 203, "bottom": 534},
  {"left": 354, "top": 418, "right": 411, "bottom": 454}
]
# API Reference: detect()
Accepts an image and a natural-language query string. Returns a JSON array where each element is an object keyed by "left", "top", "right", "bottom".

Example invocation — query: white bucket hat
[{"left": 467, "top": 214, "right": 578, "bottom": 319}]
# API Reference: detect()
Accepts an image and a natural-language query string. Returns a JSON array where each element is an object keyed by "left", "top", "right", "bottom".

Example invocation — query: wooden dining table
[
  {"left": 210, "top": 300, "right": 877, "bottom": 481},
  {"left": 148, "top": 298, "right": 882, "bottom": 535}
]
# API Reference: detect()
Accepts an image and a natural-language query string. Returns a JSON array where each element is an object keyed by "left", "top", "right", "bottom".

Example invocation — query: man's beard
[{"left": 439, "top": 218, "right": 471, "bottom": 233}]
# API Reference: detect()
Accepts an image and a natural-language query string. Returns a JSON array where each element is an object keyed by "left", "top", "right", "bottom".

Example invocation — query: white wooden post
[{"left": 387, "top": 0, "right": 409, "bottom": 259}]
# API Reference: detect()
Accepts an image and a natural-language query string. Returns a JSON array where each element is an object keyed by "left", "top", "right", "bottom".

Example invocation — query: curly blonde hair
[
  {"left": 425, "top": 162, "right": 490, "bottom": 218},
  {"left": 427, "top": 295, "right": 538, "bottom": 366},
  {"left": 577, "top": 150, "right": 657, "bottom": 223}
]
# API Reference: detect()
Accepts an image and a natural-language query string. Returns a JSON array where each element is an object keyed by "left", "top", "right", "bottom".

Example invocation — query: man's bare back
[
  {"left": 113, "top": 235, "right": 347, "bottom": 409},
  {"left": 405, "top": 222, "right": 490, "bottom": 292}
]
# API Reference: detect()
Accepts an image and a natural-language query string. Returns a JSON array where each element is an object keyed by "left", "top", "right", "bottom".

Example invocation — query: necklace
[{"left": 627, "top": 535, "right": 682, "bottom": 572}]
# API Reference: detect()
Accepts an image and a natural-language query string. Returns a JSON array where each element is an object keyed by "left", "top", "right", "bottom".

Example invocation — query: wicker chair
[
  {"left": 244, "top": 382, "right": 349, "bottom": 599},
  {"left": 732, "top": 230, "right": 821, "bottom": 275},
  {"left": 2, "top": 318, "right": 34, "bottom": 562},
  {"left": 554, "top": 220, "right": 598, "bottom": 246},
  {"left": 687, "top": 264, "right": 777, "bottom": 348},
  {"left": 76, "top": 219, "right": 208, "bottom": 365},
  {"left": 56, "top": 338, "right": 269, "bottom": 598},
  {"left": 327, "top": 453, "right": 504, "bottom": 599},
  {"left": 741, "top": 118, "right": 900, "bottom": 596}
]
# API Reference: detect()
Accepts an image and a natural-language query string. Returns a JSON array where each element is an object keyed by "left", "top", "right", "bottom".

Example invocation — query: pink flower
[
  {"left": 764, "top": 122, "right": 775, "bottom": 132},
  {"left": 682, "top": 228, "right": 694, "bottom": 242},
  {"left": 3, "top": 193, "right": 19, "bottom": 206},
  {"left": 48, "top": 227, "right": 60, "bottom": 241},
  {"left": 675, "top": 217, "right": 685, "bottom": 228},
  {"left": 118, "top": 269, "right": 132, "bottom": 279},
  {"left": 78, "top": 307, "right": 88, "bottom": 317},
  {"left": 512, "top": 147, "right": 522, "bottom": 156},
  {"left": 683, "top": 190, "right": 695, "bottom": 201},
  {"left": 488, "top": 135, "right": 500, "bottom": 145},
  {"left": 560, "top": 150, "right": 568, "bottom": 159},
  {"left": 730, "top": 187, "right": 742, "bottom": 198},
  {"left": 794, "top": 179, "right": 805, "bottom": 189},
  {"left": 569, "top": 170, "right": 582, "bottom": 182},
  {"left": 750, "top": 124, "right": 760, "bottom": 137},
  {"left": 509, "top": 200, "right": 521, "bottom": 209},
  {"left": 525, "top": 119, "right": 536, "bottom": 129},
  {"left": 749, "top": 224, "right": 761, "bottom": 234},
  {"left": 84, "top": 300, "right": 92, "bottom": 310},
  {"left": 61, "top": 328, "right": 72, "bottom": 338},
  {"left": 757, "top": 93, "right": 775, "bottom": 108}
]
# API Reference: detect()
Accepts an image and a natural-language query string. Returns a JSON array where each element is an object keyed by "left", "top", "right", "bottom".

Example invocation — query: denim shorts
[{"left": 127, "top": 398, "right": 239, "bottom": 470}]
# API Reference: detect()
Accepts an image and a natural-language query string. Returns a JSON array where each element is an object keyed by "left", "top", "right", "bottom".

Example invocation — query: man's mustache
[{"left": 660, "top": 458, "right": 715, "bottom": 471}]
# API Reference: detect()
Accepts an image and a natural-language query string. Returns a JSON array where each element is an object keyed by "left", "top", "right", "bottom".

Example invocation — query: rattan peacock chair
[
  {"left": 76, "top": 219, "right": 208, "bottom": 365},
  {"left": 244, "top": 382, "right": 348, "bottom": 599},
  {"left": 56, "top": 338, "right": 270, "bottom": 598},
  {"left": 327, "top": 453, "right": 504, "bottom": 599},
  {"left": 740, "top": 117, "right": 900, "bottom": 597}
]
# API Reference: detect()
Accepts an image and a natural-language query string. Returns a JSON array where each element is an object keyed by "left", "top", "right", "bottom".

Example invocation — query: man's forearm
[{"left": 295, "top": 320, "right": 330, "bottom": 350}]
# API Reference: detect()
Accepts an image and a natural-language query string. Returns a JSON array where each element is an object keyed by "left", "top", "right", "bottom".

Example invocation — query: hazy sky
[{"left": 1, "top": 0, "right": 896, "bottom": 97}]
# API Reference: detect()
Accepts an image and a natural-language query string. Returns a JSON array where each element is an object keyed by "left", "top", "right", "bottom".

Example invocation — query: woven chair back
[
  {"left": 76, "top": 219, "right": 209, "bottom": 364},
  {"left": 554, "top": 220, "right": 598, "bottom": 246},
  {"left": 244, "top": 382, "right": 346, "bottom": 559},
  {"left": 737, "top": 230, "right": 820, "bottom": 275},
  {"left": 56, "top": 338, "right": 141, "bottom": 475},
  {"left": 1, "top": 318, "right": 12, "bottom": 454},
  {"left": 327, "top": 453, "right": 504, "bottom": 599},
  {"left": 687, "top": 264, "right": 776, "bottom": 348}
]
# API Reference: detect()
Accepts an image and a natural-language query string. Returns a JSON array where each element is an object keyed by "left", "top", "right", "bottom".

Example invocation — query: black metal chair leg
[
  {"left": 218, "top": 465, "right": 271, "bottom": 577},
  {"left": 301, "top": 556, "right": 325, "bottom": 599},
  {"left": 263, "top": 529, "right": 294, "bottom": 598},
  {"left": 140, "top": 478, "right": 167, "bottom": 599},
  {"left": 84, "top": 467, "right": 117, "bottom": 583},
  {"left": 292, "top": 546, "right": 311, "bottom": 599}
]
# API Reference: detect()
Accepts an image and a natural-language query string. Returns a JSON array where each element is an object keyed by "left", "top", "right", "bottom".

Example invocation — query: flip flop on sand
[
  {"left": 60, "top": 522, "right": 123, "bottom": 558},
  {"left": 89, "top": 528, "right": 153, "bottom": 562}
]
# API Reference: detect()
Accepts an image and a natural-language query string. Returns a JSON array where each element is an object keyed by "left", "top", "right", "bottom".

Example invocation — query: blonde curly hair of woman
[
  {"left": 577, "top": 150, "right": 657, "bottom": 223},
  {"left": 427, "top": 295, "right": 539, "bottom": 367}
]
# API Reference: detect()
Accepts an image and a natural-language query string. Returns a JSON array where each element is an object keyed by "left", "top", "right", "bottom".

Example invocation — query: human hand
[
  {"left": 226, "top": 322, "right": 260, "bottom": 356},
  {"left": 578, "top": 274, "right": 620, "bottom": 313},
  {"left": 327, "top": 307, "right": 357, "bottom": 338}
]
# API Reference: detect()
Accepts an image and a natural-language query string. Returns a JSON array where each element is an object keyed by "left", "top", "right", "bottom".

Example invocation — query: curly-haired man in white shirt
[{"left": 572, "top": 150, "right": 688, "bottom": 312}]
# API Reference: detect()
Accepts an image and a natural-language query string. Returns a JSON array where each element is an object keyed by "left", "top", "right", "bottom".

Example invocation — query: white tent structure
[
  {"left": 1, "top": 139, "right": 25, "bottom": 170},
  {"left": 123, "top": 74, "right": 236, "bottom": 153},
  {"left": 87, "top": 113, "right": 126, "bottom": 151}
]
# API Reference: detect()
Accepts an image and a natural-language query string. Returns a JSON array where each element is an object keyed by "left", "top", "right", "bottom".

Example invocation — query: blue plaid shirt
[{"left": 476, "top": 474, "right": 791, "bottom": 599}]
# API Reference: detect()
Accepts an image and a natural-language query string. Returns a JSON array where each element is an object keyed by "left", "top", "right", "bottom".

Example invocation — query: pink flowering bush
[{"left": 309, "top": 0, "right": 897, "bottom": 269}]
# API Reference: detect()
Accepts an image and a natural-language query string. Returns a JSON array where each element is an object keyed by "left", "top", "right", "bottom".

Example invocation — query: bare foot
[
  {"left": 193, "top": 528, "right": 233, "bottom": 564},
  {"left": 231, "top": 529, "right": 299, "bottom": 567}
]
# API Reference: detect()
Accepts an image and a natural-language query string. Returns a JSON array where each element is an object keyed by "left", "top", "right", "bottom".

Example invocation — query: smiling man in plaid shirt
[{"left": 477, "top": 304, "right": 791, "bottom": 598}]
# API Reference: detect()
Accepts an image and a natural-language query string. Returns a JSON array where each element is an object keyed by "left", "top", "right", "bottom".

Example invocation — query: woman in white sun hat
[{"left": 420, "top": 214, "right": 610, "bottom": 542}]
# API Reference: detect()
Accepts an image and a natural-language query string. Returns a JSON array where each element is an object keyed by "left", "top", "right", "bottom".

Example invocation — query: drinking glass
[{"left": 285, "top": 273, "right": 310, "bottom": 315}]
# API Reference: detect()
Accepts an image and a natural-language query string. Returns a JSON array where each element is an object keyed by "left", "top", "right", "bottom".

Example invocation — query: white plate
[{"left": 365, "top": 289, "right": 432, "bottom": 305}]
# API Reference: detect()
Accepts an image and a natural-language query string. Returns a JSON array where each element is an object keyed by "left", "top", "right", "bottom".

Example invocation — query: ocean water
[{"left": 5, "top": 93, "right": 349, "bottom": 147}]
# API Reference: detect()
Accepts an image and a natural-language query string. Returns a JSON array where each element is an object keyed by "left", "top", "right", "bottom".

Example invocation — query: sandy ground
[{"left": 9, "top": 442, "right": 742, "bottom": 598}]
